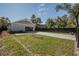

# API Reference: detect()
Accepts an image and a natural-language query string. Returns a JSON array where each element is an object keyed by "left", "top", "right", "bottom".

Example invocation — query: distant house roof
[{"left": 13, "top": 18, "right": 35, "bottom": 27}]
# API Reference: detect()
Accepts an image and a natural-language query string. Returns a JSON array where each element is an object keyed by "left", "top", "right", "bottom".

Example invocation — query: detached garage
[{"left": 8, "top": 19, "right": 35, "bottom": 32}]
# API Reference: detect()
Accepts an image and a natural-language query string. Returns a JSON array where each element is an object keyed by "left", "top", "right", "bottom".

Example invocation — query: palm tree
[{"left": 55, "top": 3, "right": 79, "bottom": 47}]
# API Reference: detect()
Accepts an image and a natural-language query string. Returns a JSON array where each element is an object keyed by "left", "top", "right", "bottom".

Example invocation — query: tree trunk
[
  {"left": 75, "top": 16, "right": 79, "bottom": 48},
  {"left": 76, "top": 26, "right": 79, "bottom": 48}
]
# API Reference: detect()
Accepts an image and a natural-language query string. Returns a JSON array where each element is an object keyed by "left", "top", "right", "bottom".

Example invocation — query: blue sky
[{"left": 0, "top": 3, "right": 68, "bottom": 23}]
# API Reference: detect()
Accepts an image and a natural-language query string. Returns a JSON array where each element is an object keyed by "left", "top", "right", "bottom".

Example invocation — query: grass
[
  {"left": 15, "top": 34, "right": 74, "bottom": 56},
  {"left": 0, "top": 34, "right": 74, "bottom": 56},
  {"left": 0, "top": 35, "right": 30, "bottom": 56}
]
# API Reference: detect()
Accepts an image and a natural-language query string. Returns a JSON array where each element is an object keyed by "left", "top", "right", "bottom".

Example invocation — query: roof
[{"left": 13, "top": 18, "right": 35, "bottom": 26}]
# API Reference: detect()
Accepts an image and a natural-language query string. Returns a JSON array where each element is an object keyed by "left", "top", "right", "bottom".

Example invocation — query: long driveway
[{"left": 35, "top": 32, "right": 76, "bottom": 40}]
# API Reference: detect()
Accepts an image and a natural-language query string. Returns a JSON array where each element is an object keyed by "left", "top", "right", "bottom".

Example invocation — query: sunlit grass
[
  {"left": 0, "top": 34, "right": 74, "bottom": 56},
  {"left": 0, "top": 35, "right": 30, "bottom": 56},
  {"left": 16, "top": 34, "right": 74, "bottom": 56}
]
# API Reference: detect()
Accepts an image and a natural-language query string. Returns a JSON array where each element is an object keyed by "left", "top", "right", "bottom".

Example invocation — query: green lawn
[
  {"left": 15, "top": 34, "right": 74, "bottom": 56},
  {"left": 0, "top": 34, "right": 74, "bottom": 56},
  {"left": 0, "top": 35, "right": 30, "bottom": 56}
]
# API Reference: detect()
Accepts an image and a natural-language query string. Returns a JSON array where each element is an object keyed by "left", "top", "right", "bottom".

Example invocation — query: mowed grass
[
  {"left": 15, "top": 34, "right": 74, "bottom": 56},
  {"left": 0, "top": 35, "right": 30, "bottom": 56}
]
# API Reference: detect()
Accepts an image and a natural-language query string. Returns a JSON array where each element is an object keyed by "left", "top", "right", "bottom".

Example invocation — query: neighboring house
[{"left": 9, "top": 18, "right": 35, "bottom": 32}]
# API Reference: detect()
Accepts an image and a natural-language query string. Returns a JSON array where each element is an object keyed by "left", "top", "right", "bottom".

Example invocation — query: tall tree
[
  {"left": 56, "top": 16, "right": 67, "bottom": 28},
  {"left": 36, "top": 17, "right": 42, "bottom": 24},
  {"left": 0, "top": 17, "right": 10, "bottom": 32},
  {"left": 66, "top": 15, "right": 76, "bottom": 28},
  {"left": 45, "top": 18, "right": 55, "bottom": 29},
  {"left": 31, "top": 14, "right": 37, "bottom": 24},
  {"left": 62, "top": 15, "right": 68, "bottom": 27},
  {"left": 31, "top": 14, "right": 42, "bottom": 25},
  {"left": 55, "top": 3, "right": 79, "bottom": 47}
]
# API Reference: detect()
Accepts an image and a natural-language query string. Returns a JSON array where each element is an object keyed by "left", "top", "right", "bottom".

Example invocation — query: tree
[
  {"left": 55, "top": 3, "right": 79, "bottom": 47},
  {"left": 31, "top": 14, "right": 42, "bottom": 25},
  {"left": 59, "top": 14, "right": 76, "bottom": 28},
  {"left": 56, "top": 16, "right": 66, "bottom": 28},
  {"left": 31, "top": 14, "right": 37, "bottom": 24},
  {"left": 31, "top": 14, "right": 42, "bottom": 30},
  {"left": 0, "top": 17, "right": 10, "bottom": 32},
  {"left": 62, "top": 15, "right": 68, "bottom": 27},
  {"left": 31, "top": 14, "right": 36, "bottom": 19},
  {"left": 36, "top": 17, "right": 42, "bottom": 24},
  {"left": 45, "top": 18, "right": 55, "bottom": 29},
  {"left": 56, "top": 14, "right": 76, "bottom": 28},
  {"left": 66, "top": 15, "right": 76, "bottom": 28}
]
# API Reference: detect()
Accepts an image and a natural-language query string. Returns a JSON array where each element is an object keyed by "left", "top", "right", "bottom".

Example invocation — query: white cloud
[
  {"left": 38, "top": 3, "right": 49, "bottom": 12},
  {"left": 38, "top": 8, "right": 45, "bottom": 12},
  {"left": 36, "top": 3, "right": 49, "bottom": 17},
  {"left": 39, "top": 3, "right": 45, "bottom": 7},
  {"left": 38, "top": 7, "right": 49, "bottom": 12}
]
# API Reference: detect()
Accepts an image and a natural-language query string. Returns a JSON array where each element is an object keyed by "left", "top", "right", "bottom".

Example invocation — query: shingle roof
[{"left": 14, "top": 18, "right": 35, "bottom": 26}]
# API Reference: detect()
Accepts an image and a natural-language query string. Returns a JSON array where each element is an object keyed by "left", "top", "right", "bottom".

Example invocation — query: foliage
[
  {"left": 56, "top": 16, "right": 66, "bottom": 28},
  {"left": 45, "top": 14, "right": 76, "bottom": 28},
  {"left": 55, "top": 14, "right": 76, "bottom": 28},
  {"left": 45, "top": 18, "right": 55, "bottom": 28},
  {"left": 31, "top": 14, "right": 42, "bottom": 25},
  {"left": 55, "top": 3, "right": 79, "bottom": 26},
  {"left": 66, "top": 15, "right": 76, "bottom": 28},
  {"left": 0, "top": 17, "right": 10, "bottom": 31},
  {"left": 36, "top": 17, "right": 42, "bottom": 24},
  {"left": 31, "top": 14, "right": 37, "bottom": 24}
]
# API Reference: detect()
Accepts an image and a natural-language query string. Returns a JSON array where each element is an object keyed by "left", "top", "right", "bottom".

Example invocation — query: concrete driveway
[
  {"left": 35, "top": 32, "right": 76, "bottom": 40},
  {"left": 14, "top": 32, "right": 76, "bottom": 40}
]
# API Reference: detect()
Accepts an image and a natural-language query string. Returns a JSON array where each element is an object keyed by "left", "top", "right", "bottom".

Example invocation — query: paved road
[{"left": 35, "top": 32, "right": 76, "bottom": 40}]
